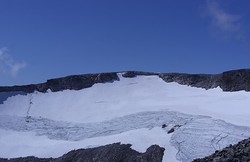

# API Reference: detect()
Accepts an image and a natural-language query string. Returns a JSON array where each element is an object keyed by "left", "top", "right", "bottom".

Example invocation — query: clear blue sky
[{"left": 0, "top": 0, "right": 250, "bottom": 85}]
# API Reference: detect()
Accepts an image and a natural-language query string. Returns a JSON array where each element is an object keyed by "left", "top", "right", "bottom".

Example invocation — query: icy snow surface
[{"left": 1, "top": 74, "right": 250, "bottom": 161}]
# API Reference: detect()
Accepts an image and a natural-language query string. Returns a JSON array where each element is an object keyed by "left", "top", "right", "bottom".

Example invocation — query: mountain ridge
[
  {"left": 1, "top": 69, "right": 250, "bottom": 93},
  {"left": 1, "top": 69, "right": 250, "bottom": 161},
  {"left": 0, "top": 143, "right": 165, "bottom": 162}
]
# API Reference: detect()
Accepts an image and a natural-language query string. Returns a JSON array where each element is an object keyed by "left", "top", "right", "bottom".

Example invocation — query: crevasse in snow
[{"left": 1, "top": 75, "right": 250, "bottom": 161}]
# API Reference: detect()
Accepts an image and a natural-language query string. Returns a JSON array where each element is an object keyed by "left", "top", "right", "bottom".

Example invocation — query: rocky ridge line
[
  {"left": 0, "top": 72, "right": 119, "bottom": 93},
  {"left": 1, "top": 69, "right": 250, "bottom": 93},
  {"left": 123, "top": 69, "right": 250, "bottom": 92},
  {"left": 0, "top": 143, "right": 165, "bottom": 162}
]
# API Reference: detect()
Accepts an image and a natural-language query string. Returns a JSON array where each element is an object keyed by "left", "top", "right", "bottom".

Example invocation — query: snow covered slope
[{"left": 1, "top": 72, "right": 250, "bottom": 161}]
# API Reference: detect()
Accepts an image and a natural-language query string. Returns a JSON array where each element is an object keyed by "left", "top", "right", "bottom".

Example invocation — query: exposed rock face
[
  {"left": 122, "top": 69, "right": 250, "bottom": 92},
  {"left": 1, "top": 69, "right": 250, "bottom": 93},
  {"left": 122, "top": 71, "right": 158, "bottom": 78},
  {"left": 0, "top": 143, "right": 165, "bottom": 162},
  {"left": 220, "top": 69, "right": 250, "bottom": 91},
  {"left": 159, "top": 73, "right": 220, "bottom": 90},
  {"left": 0, "top": 72, "right": 119, "bottom": 93},
  {"left": 193, "top": 137, "right": 250, "bottom": 162}
]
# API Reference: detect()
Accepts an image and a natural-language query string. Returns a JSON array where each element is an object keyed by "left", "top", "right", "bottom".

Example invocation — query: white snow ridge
[{"left": 1, "top": 74, "right": 250, "bottom": 161}]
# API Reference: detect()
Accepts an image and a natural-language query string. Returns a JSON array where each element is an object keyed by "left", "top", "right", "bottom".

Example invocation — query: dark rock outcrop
[
  {"left": 122, "top": 71, "right": 158, "bottom": 78},
  {"left": 193, "top": 137, "right": 250, "bottom": 162},
  {"left": 122, "top": 69, "right": 250, "bottom": 92},
  {"left": 160, "top": 69, "right": 250, "bottom": 91},
  {"left": 1, "top": 69, "right": 250, "bottom": 93},
  {"left": 219, "top": 69, "right": 250, "bottom": 91},
  {"left": 0, "top": 72, "right": 119, "bottom": 93},
  {"left": 159, "top": 73, "right": 220, "bottom": 90},
  {"left": 0, "top": 143, "right": 165, "bottom": 162}
]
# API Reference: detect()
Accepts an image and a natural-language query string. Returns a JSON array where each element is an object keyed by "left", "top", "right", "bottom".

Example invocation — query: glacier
[{"left": 1, "top": 74, "right": 250, "bottom": 161}]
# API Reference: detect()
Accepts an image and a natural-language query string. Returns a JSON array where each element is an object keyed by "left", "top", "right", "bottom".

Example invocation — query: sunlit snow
[{"left": 1, "top": 74, "right": 250, "bottom": 161}]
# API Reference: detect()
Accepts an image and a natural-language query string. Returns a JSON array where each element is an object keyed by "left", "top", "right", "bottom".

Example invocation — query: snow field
[{"left": 1, "top": 74, "right": 250, "bottom": 161}]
